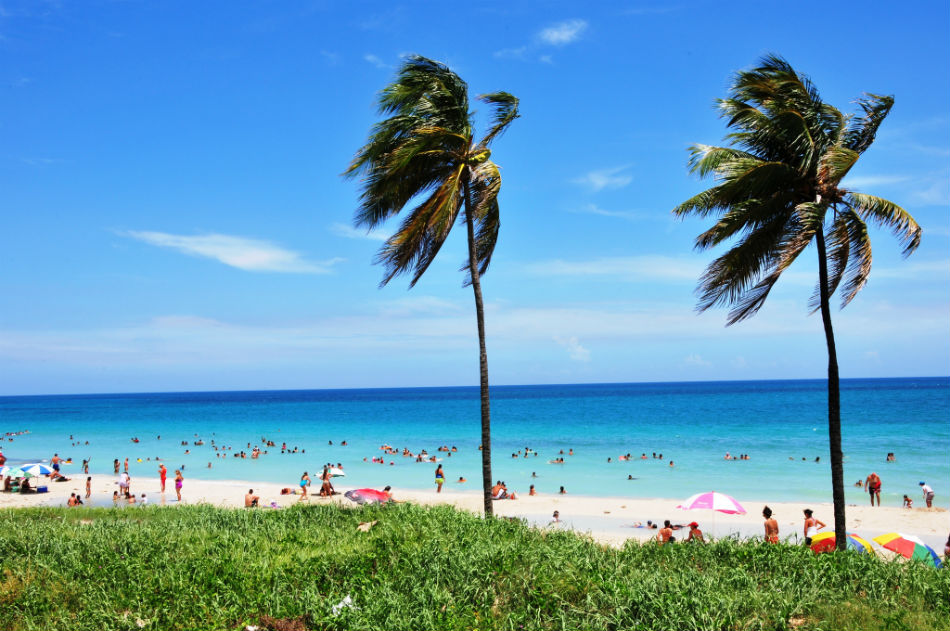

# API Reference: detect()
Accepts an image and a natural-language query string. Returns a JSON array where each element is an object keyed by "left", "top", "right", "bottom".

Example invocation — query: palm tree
[
  {"left": 673, "top": 55, "right": 921, "bottom": 550},
  {"left": 344, "top": 55, "right": 519, "bottom": 516}
]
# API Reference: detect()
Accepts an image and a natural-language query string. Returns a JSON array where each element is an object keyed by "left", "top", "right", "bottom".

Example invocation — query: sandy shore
[{"left": 3, "top": 475, "right": 947, "bottom": 549}]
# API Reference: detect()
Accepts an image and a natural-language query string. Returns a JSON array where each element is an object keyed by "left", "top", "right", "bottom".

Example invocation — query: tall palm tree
[
  {"left": 673, "top": 55, "right": 921, "bottom": 550},
  {"left": 344, "top": 55, "right": 519, "bottom": 516}
]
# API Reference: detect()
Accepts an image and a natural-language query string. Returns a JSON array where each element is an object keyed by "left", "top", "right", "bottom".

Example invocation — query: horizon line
[{"left": 2, "top": 375, "right": 947, "bottom": 400}]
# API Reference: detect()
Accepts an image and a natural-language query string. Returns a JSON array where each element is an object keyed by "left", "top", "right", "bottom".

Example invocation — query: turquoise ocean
[{"left": 1, "top": 377, "right": 947, "bottom": 507}]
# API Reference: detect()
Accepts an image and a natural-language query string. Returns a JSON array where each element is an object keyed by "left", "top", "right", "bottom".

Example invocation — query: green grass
[{"left": 0, "top": 503, "right": 946, "bottom": 630}]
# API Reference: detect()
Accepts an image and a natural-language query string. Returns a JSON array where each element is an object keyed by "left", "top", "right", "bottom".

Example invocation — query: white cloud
[
  {"left": 569, "top": 203, "right": 645, "bottom": 221},
  {"left": 363, "top": 54, "right": 388, "bottom": 69},
  {"left": 910, "top": 179, "right": 950, "bottom": 206},
  {"left": 683, "top": 354, "right": 711, "bottom": 367},
  {"left": 493, "top": 46, "right": 528, "bottom": 60},
  {"left": 842, "top": 174, "right": 911, "bottom": 188},
  {"left": 330, "top": 222, "right": 388, "bottom": 242},
  {"left": 538, "top": 19, "right": 588, "bottom": 46},
  {"left": 524, "top": 255, "right": 703, "bottom": 282},
  {"left": 124, "top": 231, "right": 343, "bottom": 274},
  {"left": 555, "top": 336, "right": 591, "bottom": 362},
  {"left": 572, "top": 165, "right": 633, "bottom": 191},
  {"left": 870, "top": 259, "right": 950, "bottom": 280}
]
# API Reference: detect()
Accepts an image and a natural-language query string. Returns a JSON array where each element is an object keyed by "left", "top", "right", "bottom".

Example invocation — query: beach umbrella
[
  {"left": 19, "top": 463, "right": 54, "bottom": 477},
  {"left": 0, "top": 466, "right": 14, "bottom": 478},
  {"left": 328, "top": 467, "right": 346, "bottom": 478},
  {"left": 810, "top": 531, "right": 876, "bottom": 555},
  {"left": 344, "top": 488, "right": 389, "bottom": 505},
  {"left": 873, "top": 533, "right": 943, "bottom": 568},
  {"left": 677, "top": 491, "right": 746, "bottom": 514}
]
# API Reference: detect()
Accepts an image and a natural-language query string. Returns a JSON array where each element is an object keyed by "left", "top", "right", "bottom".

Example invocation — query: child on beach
[{"left": 903, "top": 495, "right": 913, "bottom": 508}]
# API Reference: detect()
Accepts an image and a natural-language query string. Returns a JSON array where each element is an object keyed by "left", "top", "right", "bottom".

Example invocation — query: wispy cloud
[
  {"left": 330, "top": 223, "right": 388, "bottom": 242},
  {"left": 555, "top": 336, "right": 591, "bottom": 362},
  {"left": 537, "top": 19, "right": 588, "bottom": 45},
  {"left": 20, "top": 157, "right": 61, "bottom": 166},
  {"left": 363, "top": 54, "right": 388, "bottom": 69},
  {"left": 123, "top": 231, "right": 343, "bottom": 274},
  {"left": 493, "top": 46, "right": 528, "bottom": 60},
  {"left": 842, "top": 174, "right": 912, "bottom": 188},
  {"left": 494, "top": 18, "right": 588, "bottom": 62},
  {"left": 320, "top": 50, "right": 340, "bottom": 65},
  {"left": 683, "top": 353, "right": 711, "bottom": 367},
  {"left": 568, "top": 203, "right": 645, "bottom": 221},
  {"left": 524, "top": 255, "right": 703, "bottom": 282},
  {"left": 572, "top": 166, "right": 633, "bottom": 191}
]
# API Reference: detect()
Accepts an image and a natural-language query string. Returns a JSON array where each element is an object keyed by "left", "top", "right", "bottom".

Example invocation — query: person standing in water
[
  {"left": 174, "top": 469, "right": 183, "bottom": 502},
  {"left": 434, "top": 464, "right": 444, "bottom": 493},
  {"left": 864, "top": 472, "right": 882, "bottom": 506},
  {"left": 158, "top": 463, "right": 168, "bottom": 493}
]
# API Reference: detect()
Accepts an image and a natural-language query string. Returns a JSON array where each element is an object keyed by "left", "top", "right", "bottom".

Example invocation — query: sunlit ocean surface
[{"left": 1, "top": 377, "right": 947, "bottom": 505}]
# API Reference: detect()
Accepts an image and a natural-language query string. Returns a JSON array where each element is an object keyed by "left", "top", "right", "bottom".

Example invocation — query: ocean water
[{"left": 1, "top": 377, "right": 947, "bottom": 507}]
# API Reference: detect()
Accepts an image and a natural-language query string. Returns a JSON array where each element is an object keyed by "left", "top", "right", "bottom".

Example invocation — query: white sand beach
[{"left": 3, "top": 474, "right": 946, "bottom": 550}]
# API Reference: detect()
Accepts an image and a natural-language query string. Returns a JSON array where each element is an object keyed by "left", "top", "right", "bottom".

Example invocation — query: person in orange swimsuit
[{"left": 763, "top": 506, "right": 779, "bottom": 543}]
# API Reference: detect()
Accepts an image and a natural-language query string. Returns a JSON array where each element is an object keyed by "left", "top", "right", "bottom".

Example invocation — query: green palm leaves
[
  {"left": 674, "top": 54, "right": 921, "bottom": 325},
  {"left": 344, "top": 55, "right": 519, "bottom": 288},
  {"left": 345, "top": 55, "right": 518, "bottom": 516}
]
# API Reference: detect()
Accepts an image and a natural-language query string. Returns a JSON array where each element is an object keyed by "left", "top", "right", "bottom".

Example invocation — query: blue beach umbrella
[{"left": 19, "top": 463, "right": 55, "bottom": 477}]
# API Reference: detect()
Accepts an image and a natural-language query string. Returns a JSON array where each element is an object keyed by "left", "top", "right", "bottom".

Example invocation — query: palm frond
[
  {"left": 808, "top": 214, "right": 850, "bottom": 312},
  {"left": 847, "top": 192, "right": 921, "bottom": 256},
  {"left": 818, "top": 144, "right": 859, "bottom": 186},
  {"left": 460, "top": 161, "right": 502, "bottom": 286},
  {"left": 838, "top": 208, "right": 873, "bottom": 307},
  {"left": 844, "top": 93, "right": 894, "bottom": 153},
  {"left": 477, "top": 92, "right": 520, "bottom": 147},
  {"left": 375, "top": 165, "right": 464, "bottom": 288}
]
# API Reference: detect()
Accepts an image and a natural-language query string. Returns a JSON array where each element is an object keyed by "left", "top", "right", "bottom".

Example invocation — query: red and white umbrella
[{"left": 677, "top": 491, "right": 746, "bottom": 514}]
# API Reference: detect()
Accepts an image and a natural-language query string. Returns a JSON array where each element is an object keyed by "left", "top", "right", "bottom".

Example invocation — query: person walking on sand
[
  {"left": 299, "top": 471, "right": 311, "bottom": 501},
  {"left": 174, "top": 469, "right": 183, "bottom": 501},
  {"left": 920, "top": 481, "right": 934, "bottom": 508},
  {"left": 158, "top": 463, "right": 167, "bottom": 493},
  {"left": 763, "top": 506, "right": 779, "bottom": 543},
  {"left": 85, "top": 476, "right": 91, "bottom": 499},
  {"left": 864, "top": 472, "right": 882, "bottom": 506},
  {"left": 434, "top": 464, "right": 444, "bottom": 493},
  {"left": 802, "top": 509, "right": 825, "bottom": 545}
]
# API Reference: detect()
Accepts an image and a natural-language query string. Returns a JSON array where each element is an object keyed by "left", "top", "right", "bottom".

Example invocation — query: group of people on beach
[
  {"left": 860, "top": 471, "right": 935, "bottom": 508},
  {"left": 761, "top": 506, "right": 826, "bottom": 545}
]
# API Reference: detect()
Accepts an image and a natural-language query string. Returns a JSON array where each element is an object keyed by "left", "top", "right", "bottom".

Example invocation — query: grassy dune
[{"left": 0, "top": 503, "right": 946, "bottom": 630}]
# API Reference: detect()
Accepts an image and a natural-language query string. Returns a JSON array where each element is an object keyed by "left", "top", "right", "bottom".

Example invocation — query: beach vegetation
[
  {"left": 673, "top": 55, "right": 922, "bottom": 550},
  {"left": 0, "top": 504, "right": 946, "bottom": 630},
  {"left": 344, "top": 55, "right": 519, "bottom": 516}
]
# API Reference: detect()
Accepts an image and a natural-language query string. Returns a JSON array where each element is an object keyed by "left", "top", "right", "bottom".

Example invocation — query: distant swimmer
[{"left": 457, "top": 476, "right": 466, "bottom": 483}]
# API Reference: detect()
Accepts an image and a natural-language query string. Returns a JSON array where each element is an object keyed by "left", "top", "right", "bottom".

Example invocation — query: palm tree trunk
[
  {"left": 814, "top": 225, "right": 846, "bottom": 551},
  {"left": 462, "top": 179, "right": 493, "bottom": 517}
]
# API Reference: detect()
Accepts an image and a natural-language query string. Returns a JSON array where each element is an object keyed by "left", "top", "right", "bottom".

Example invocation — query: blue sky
[{"left": 1, "top": 1, "right": 947, "bottom": 395}]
